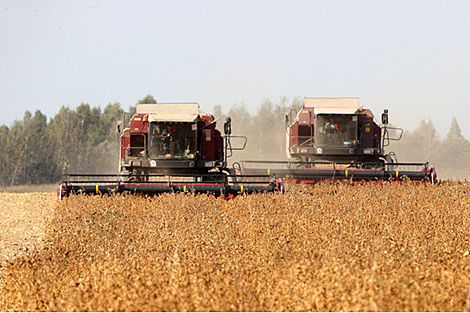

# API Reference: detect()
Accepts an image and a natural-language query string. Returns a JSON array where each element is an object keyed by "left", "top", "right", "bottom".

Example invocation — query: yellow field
[{"left": 1, "top": 182, "right": 470, "bottom": 311}]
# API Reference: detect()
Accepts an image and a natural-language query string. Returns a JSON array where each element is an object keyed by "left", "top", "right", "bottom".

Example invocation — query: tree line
[
  {"left": 0, "top": 95, "right": 468, "bottom": 186},
  {"left": 0, "top": 102, "right": 125, "bottom": 186},
  {"left": 389, "top": 118, "right": 470, "bottom": 180}
]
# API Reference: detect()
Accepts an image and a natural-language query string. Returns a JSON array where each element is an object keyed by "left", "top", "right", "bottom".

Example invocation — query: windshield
[
  {"left": 314, "top": 114, "right": 357, "bottom": 148},
  {"left": 148, "top": 122, "right": 196, "bottom": 159}
]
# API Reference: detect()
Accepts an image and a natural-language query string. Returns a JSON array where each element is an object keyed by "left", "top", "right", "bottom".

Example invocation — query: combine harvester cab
[
  {"left": 58, "top": 102, "right": 284, "bottom": 199},
  {"left": 240, "top": 97, "right": 437, "bottom": 184}
]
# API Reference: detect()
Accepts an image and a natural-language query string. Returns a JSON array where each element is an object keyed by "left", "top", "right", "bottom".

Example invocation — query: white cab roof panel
[
  {"left": 303, "top": 97, "right": 360, "bottom": 114},
  {"left": 136, "top": 103, "right": 200, "bottom": 122}
]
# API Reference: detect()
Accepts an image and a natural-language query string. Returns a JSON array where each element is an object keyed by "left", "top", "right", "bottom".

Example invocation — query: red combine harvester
[
  {"left": 58, "top": 102, "right": 283, "bottom": 199},
  {"left": 240, "top": 97, "right": 437, "bottom": 184}
]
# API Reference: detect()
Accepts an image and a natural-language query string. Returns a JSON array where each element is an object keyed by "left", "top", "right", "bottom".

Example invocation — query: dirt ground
[{"left": 0, "top": 193, "right": 56, "bottom": 264}]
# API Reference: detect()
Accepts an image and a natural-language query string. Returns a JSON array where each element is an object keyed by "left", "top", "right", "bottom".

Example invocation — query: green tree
[
  {"left": 24, "top": 110, "right": 49, "bottom": 184},
  {"left": 5, "top": 119, "right": 25, "bottom": 185},
  {"left": 0, "top": 110, "right": 51, "bottom": 185},
  {"left": 46, "top": 106, "right": 84, "bottom": 176},
  {"left": 138, "top": 94, "right": 157, "bottom": 104},
  {"left": 5, "top": 112, "right": 39, "bottom": 185},
  {"left": 101, "top": 102, "right": 124, "bottom": 139},
  {"left": 0, "top": 125, "right": 10, "bottom": 186}
]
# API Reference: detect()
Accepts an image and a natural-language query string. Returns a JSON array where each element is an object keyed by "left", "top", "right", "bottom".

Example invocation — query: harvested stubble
[
  {"left": 1, "top": 182, "right": 470, "bottom": 311},
  {"left": 0, "top": 192, "right": 55, "bottom": 261}
]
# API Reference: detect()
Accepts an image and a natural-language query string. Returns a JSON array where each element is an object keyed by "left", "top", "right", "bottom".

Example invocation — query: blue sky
[{"left": 1, "top": 0, "right": 470, "bottom": 138}]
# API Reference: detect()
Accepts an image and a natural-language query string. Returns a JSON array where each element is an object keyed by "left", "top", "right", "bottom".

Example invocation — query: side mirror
[
  {"left": 117, "top": 121, "right": 123, "bottom": 133},
  {"left": 285, "top": 108, "right": 297, "bottom": 128},
  {"left": 224, "top": 117, "right": 232, "bottom": 135},
  {"left": 381, "top": 109, "right": 389, "bottom": 125}
]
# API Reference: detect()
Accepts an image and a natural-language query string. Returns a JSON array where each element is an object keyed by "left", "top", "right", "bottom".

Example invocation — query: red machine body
[
  {"left": 119, "top": 103, "right": 225, "bottom": 175},
  {"left": 286, "top": 98, "right": 388, "bottom": 164}
]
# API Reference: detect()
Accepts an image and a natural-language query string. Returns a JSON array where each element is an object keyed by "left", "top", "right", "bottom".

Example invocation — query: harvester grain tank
[
  {"left": 58, "top": 102, "right": 283, "bottom": 199},
  {"left": 240, "top": 97, "right": 437, "bottom": 183}
]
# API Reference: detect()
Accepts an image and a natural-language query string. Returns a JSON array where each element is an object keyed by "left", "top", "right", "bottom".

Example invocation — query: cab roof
[
  {"left": 136, "top": 103, "right": 200, "bottom": 122},
  {"left": 304, "top": 97, "right": 360, "bottom": 114}
]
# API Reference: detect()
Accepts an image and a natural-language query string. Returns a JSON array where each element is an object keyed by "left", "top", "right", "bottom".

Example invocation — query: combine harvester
[
  {"left": 239, "top": 97, "right": 437, "bottom": 184},
  {"left": 58, "top": 102, "right": 283, "bottom": 199}
]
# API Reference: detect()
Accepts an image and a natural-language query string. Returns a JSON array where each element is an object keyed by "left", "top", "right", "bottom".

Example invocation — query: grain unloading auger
[
  {"left": 58, "top": 102, "right": 284, "bottom": 200},
  {"left": 238, "top": 97, "right": 437, "bottom": 184}
]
